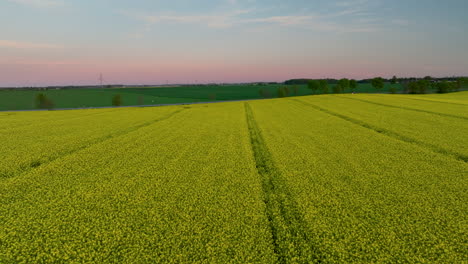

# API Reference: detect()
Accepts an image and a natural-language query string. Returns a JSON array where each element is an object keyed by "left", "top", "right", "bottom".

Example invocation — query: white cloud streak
[
  {"left": 0, "top": 40, "right": 63, "bottom": 49},
  {"left": 391, "top": 19, "right": 409, "bottom": 26},
  {"left": 121, "top": 9, "right": 252, "bottom": 29},
  {"left": 5, "top": 0, "right": 64, "bottom": 7},
  {"left": 335, "top": 0, "right": 370, "bottom": 7},
  {"left": 122, "top": 1, "right": 397, "bottom": 34}
]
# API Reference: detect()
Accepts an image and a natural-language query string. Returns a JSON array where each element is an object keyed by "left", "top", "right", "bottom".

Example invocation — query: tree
[
  {"left": 435, "top": 81, "right": 455, "bottom": 93},
  {"left": 35, "top": 93, "right": 54, "bottom": 110},
  {"left": 307, "top": 80, "right": 320, "bottom": 94},
  {"left": 457, "top": 77, "right": 468, "bottom": 90},
  {"left": 333, "top": 83, "right": 342, "bottom": 94},
  {"left": 389, "top": 86, "right": 398, "bottom": 94},
  {"left": 389, "top": 76, "right": 398, "bottom": 93},
  {"left": 371, "top": 77, "right": 385, "bottom": 91},
  {"left": 293, "top": 85, "right": 299, "bottom": 96},
  {"left": 277, "top": 87, "right": 286, "bottom": 98},
  {"left": 259, "top": 88, "right": 273, "bottom": 98},
  {"left": 400, "top": 80, "right": 409, "bottom": 93},
  {"left": 283, "top": 86, "right": 290, "bottom": 97},
  {"left": 419, "top": 80, "right": 430, "bottom": 93},
  {"left": 349, "top": 79, "right": 357, "bottom": 93},
  {"left": 112, "top": 94, "right": 123, "bottom": 106},
  {"left": 259, "top": 88, "right": 265, "bottom": 98},
  {"left": 408, "top": 80, "right": 430, "bottom": 94},
  {"left": 407, "top": 82, "right": 419, "bottom": 94},
  {"left": 338, "top": 78, "right": 350, "bottom": 92},
  {"left": 319, "top": 80, "right": 329, "bottom": 94},
  {"left": 138, "top": 96, "right": 144, "bottom": 105}
]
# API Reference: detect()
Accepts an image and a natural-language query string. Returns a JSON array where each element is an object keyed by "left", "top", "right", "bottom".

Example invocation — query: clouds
[
  {"left": 121, "top": 2, "right": 384, "bottom": 34},
  {"left": 391, "top": 19, "right": 409, "bottom": 26},
  {"left": 121, "top": 9, "right": 253, "bottom": 29},
  {"left": 335, "top": 0, "right": 370, "bottom": 7},
  {"left": 5, "top": 0, "right": 64, "bottom": 8},
  {"left": 0, "top": 40, "right": 62, "bottom": 49}
]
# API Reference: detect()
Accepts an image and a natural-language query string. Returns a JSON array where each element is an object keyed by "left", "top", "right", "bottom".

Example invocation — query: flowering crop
[
  {"left": 250, "top": 98, "right": 467, "bottom": 262},
  {"left": 0, "top": 106, "right": 181, "bottom": 178},
  {"left": 0, "top": 103, "right": 276, "bottom": 263},
  {"left": 0, "top": 93, "right": 466, "bottom": 262},
  {"left": 295, "top": 95, "right": 468, "bottom": 161}
]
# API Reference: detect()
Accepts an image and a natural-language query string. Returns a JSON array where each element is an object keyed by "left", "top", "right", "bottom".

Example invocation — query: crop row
[
  {"left": 338, "top": 94, "right": 468, "bottom": 119},
  {"left": 0, "top": 102, "right": 278, "bottom": 263},
  {"left": 0, "top": 106, "right": 183, "bottom": 179},
  {"left": 249, "top": 98, "right": 467, "bottom": 262},
  {"left": 0, "top": 108, "right": 122, "bottom": 131},
  {"left": 0, "top": 94, "right": 466, "bottom": 262},
  {"left": 294, "top": 95, "right": 468, "bottom": 161},
  {"left": 408, "top": 92, "right": 468, "bottom": 105}
]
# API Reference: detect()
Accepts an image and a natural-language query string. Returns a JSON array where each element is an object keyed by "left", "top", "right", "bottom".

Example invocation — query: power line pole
[{"left": 99, "top": 73, "right": 104, "bottom": 88}]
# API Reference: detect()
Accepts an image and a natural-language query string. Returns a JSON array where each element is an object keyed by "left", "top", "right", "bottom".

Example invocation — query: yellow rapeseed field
[{"left": 1, "top": 93, "right": 467, "bottom": 262}]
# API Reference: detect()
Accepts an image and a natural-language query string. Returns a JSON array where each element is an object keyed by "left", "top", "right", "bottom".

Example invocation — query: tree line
[
  {"left": 285, "top": 76, "right": 468, "bottom": 85},
  {"left": 280, "top": 76, "right": 468, "bottom": 96}
]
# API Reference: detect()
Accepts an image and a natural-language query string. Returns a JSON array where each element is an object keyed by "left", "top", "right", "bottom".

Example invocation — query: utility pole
[{"left": 99, "top": 73, "right": 104, "bottom": 88}]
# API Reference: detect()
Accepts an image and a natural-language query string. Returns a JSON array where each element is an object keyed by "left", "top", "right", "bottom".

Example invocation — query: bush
[
  {"left": 283, "top": 87, "right": 290, "bottom": 97},
  {"left": 35, "top": 93, "right": 54, "bottom": 110},
  {"left": 138, "top": 96, "right": 144, "bottom": 105},
  {"left": 259, "top": 89, "right": 271, "bottom": 98},
  {"left": 293, "top": 85, "right": 299, "bottom": 96},
  {"left": 112, "top": 94, "right": 123, "bottom": 106},
  {"left": 277, "top": 87, "right": 286, "bottom": 98}
]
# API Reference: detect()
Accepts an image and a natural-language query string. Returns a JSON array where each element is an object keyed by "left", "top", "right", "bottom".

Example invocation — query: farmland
[
  {"left": 0, "top": 83, "right": 402, "bottom": 111},
  {"left": 0, "top": 92, "right": 467, "bottom": 262}
]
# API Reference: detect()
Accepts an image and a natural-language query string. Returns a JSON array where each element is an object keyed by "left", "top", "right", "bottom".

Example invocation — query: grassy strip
[
  {"left": 292, "top": 99, "right": 468, "bottom": 163},
  {"left": 340, "top": 96, "right": 468, "bottom": 120},
  {"left": 245, "top": 102, "right": 322, "bottom": 263},
  {"left": 2, "top": 108, "right": 185, "bottom": 179}
]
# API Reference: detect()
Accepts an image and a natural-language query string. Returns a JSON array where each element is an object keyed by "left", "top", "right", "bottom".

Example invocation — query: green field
[
  {"left": 0, "top": 83, "right": 403, "bottom": 111},
  {"left": 0, "top": 92, "right": 466, "bottom": 262}
]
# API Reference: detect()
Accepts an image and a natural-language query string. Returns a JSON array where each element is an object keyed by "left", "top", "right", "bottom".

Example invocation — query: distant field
[
  {"left": 0, "top": 92, "right": 466, "bottom": 262},
  {"left": 0, "top": 83, "right": 403, "bottom": 111}
]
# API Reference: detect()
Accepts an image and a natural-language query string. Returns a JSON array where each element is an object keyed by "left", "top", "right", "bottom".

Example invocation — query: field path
[
  {"left": 0, "top": 107, "right": 185, "bottom": 179},
  {"left": 245, "top": 102, "right": 322, "bottom": 262},
  {"left": 249, "top": 98, "right": 467, "bottom": 262},
  {"left": 294, "top": 96, "right": 468, "bottom": 162},
  {"left": 339, "top": 95, "right": 468, "bottom": 120},
  {"left": 292, "top": 99, "right": 467, "bottom": 162}
]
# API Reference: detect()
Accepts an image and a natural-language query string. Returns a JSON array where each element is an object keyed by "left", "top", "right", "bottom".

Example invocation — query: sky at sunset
[{"left": 1, "top": 0, "right": 467, "bottom": 86}]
